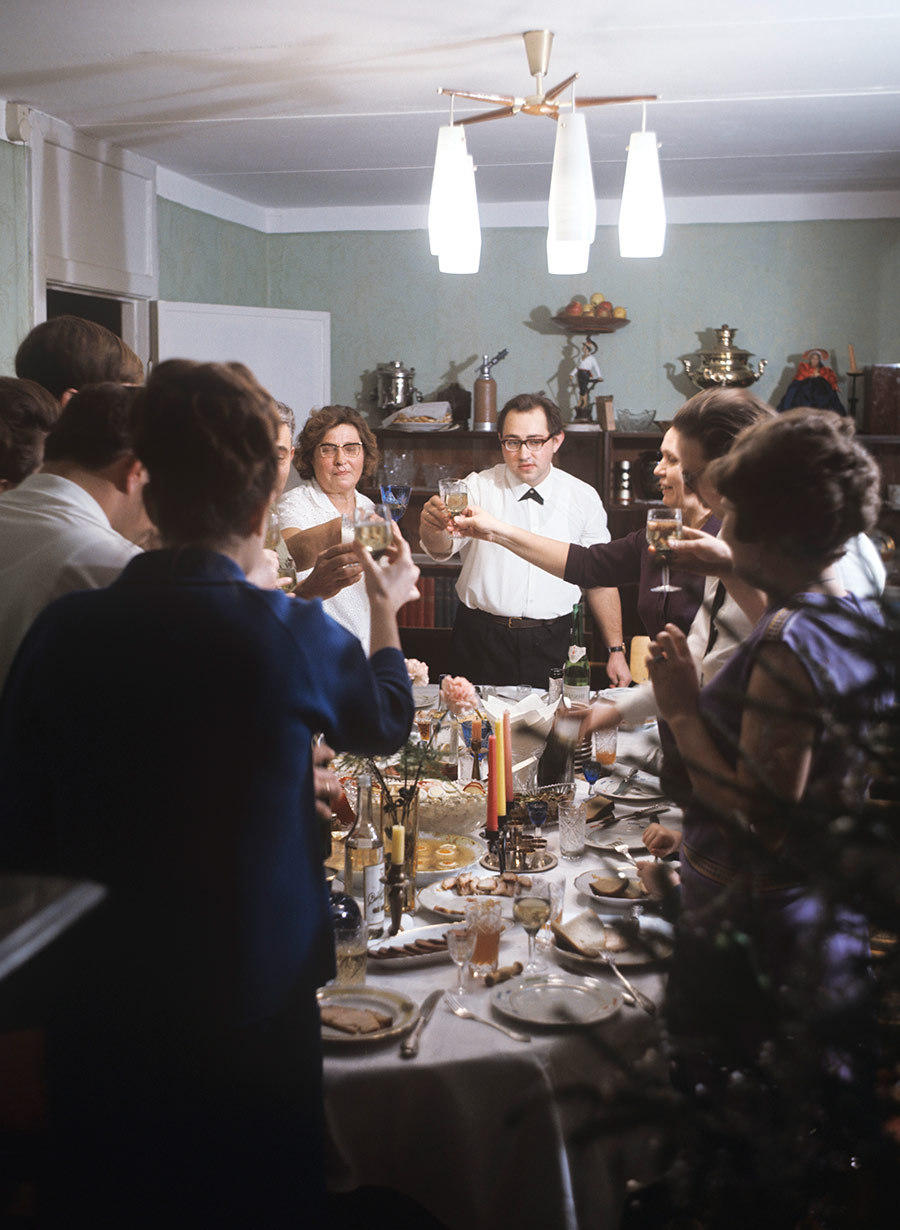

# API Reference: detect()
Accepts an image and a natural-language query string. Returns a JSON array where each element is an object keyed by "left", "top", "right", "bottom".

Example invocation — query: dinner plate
[
  {"left": 574, "top": 866, "right": 649, "bottom": 914},
  {"left": 585, "top": 823, "right": 654, "bottom": 856},
  {"left": 367, "top": 923, "right": 451, "bottom": 970},
  {"left": 552, "top": 913, "right": 674, "bottom": 969},
  {"left": 415, "top": 833, "right": 485, "bottom": 884},
  {"left": 317, "top": 986, "right": 418, "bottom": 1044},
  {"left": 491, "top": 974, "right": 622, "bottom": 1027},
  {"left": 594, "top": 774, "right": 665, "bottom": 803},
  {"left": 416, "top": 879, "right": 517, "bottom": 920}
]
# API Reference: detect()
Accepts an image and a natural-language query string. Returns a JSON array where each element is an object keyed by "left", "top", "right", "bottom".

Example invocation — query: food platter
[
  {"left": 317, "top": 986, "right": 418, "bottom": 1044},
  {"left": 417, "top": 877, "right": 519, "bottom": 920},
  {"left": 415, "top": 833, "right": 485, "bottom": 884},
  {"left": 491, "top": 974, "right": 622, "bottom": 1026},
  {"left": 367, "top": 923, "right": 451, "bottom": 970}
]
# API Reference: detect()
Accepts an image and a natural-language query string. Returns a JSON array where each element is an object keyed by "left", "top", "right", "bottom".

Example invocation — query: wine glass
[
  {"left": 513, "top": 879, "right": 552, "bottom": 976},
  {"left": 583, "top": 757, "right": 602, "bottom": 796},
  {"left": 353, "top": 504, "right": 393, "bottom": 560},
  {"left": 525, "top": 798, "right": 548, "bottom": 839},
  {"left": 379, "top": 481, "right": 411, "bottom": 522},
  {"left": 646, "top": 506, "right": 683, "bottom": 593},
  {"left": 446, "top": 925, "right": 476, "bottom": 995}
]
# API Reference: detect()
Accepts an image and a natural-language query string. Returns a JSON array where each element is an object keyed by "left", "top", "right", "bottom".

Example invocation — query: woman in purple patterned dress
[{"left": 647, "top": 409, "right": 892, "bottom": 1225}]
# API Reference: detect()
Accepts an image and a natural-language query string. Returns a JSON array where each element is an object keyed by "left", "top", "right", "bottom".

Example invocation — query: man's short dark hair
[
  {"left": 497, "top": 393, "right": 564, "bottom": 438},
  {"left": 0, "top": 377, "right": 61, "bottom": 485},
  {"left": 15, "top": 316, "right": 144, "bottom": 401},
  {"left": 43, "top": 383, "right": 141, "bottom": 471},
  {"left": 134, "top": 360, "right": 279, "bottom": 544}
]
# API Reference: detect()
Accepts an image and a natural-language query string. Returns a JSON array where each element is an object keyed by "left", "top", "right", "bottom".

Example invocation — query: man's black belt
[{"left": 463, "top": 606, "right": 570, "bottom": 630}]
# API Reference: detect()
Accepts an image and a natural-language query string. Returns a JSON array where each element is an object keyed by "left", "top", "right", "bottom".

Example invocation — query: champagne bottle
[
  {"left": 563, "top": 601, "right": 590, "bottom": 705},
  {"left": 343, "top": 774, "right": 385, "bottom": 937}
]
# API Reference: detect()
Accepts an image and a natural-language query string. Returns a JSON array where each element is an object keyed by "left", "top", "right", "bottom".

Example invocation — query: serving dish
[{"left": 367, "top": 923, "right": 451, "bottom": 969}]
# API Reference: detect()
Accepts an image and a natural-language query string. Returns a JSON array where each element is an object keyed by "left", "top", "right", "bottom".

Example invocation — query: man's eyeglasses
[
  {"left": 500, "top": 435, "right": 555, "bottom": 454},
  {"left": 317, "top": 442, "right": 363, "bottom": 459}
]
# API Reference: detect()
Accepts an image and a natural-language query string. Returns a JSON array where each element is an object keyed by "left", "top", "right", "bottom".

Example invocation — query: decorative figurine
[
  {"left": 572, "top": 338, "right": 603, "bottom": 420},
  {"left": 778, "top": 347, "right": 847, "bottom": 416}
]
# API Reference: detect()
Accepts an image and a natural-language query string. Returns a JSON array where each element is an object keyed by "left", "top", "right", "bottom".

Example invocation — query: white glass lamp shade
[
  {"left": 547, "top": 112, "right": 597, "bottom": 246},
  {"left": 618, "top": 130, "right": 666, "bottom": 258},
  {"left": 437, "top": 153, "right": 481, "bottom": 275},
  {"left": 546, "top": 237, "right": 590, "bottom": 276},
  {"left": 428, "top": 125, "right": 468, "bottom": 257}
]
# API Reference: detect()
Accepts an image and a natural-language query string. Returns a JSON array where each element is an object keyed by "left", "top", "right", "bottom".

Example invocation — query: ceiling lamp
[
  {"left": 618, "top": 103, "right": 666, "bottom": 258},
  {"left": 433, "top": 30, "right": 659, "bottom": 274},
  {"left": 427, "top": 119, "right": 481, "bottom": 274},
  {"left": 546, "top": 107, "right": 596, "bottom": 275}
]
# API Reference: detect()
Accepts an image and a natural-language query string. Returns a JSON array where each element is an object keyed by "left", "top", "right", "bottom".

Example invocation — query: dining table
[{"left": 322, "top": 721, "right": 684, "bottom": 1230}]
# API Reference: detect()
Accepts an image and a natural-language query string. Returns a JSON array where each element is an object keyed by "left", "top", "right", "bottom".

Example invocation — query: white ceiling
[{"left": 2, "top": 1, "right": 899, "bottom": 217}]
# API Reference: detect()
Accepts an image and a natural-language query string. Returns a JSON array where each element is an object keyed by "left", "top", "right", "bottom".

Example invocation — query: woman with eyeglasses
[{"left": 279, "top": 405, "right": 379, "bottom": 653}]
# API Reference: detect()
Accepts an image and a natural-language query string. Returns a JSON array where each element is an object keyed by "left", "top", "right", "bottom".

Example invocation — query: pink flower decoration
[
  {"left": 440, "top": 674, "right": 477, "bottom": 716},
  {"left": 405, "top": 658, "right": 429, "bottom": 686}
]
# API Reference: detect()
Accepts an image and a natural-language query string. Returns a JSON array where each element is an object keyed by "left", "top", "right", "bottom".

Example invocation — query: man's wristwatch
[{"left": 606, "top": 644, "right": 627, "bottom": 655}]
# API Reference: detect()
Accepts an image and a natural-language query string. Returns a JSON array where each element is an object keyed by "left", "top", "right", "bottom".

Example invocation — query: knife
[{"left": 400, "top": 988, "right": 444, "bottom": 1058}]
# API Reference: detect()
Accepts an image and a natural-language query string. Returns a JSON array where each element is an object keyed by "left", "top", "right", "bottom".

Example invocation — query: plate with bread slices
[
  {"left": 367, "top": 924, "right": 451, "bottom": 969},
  {"left": 552, "top": 909, "right": 674, "bottom": 969},
  {"left": 317, "top": 986, "right": 418, "bottom": 1044},
  {"left": 417, "top": 871, "right": 528, "bottom": 919}
]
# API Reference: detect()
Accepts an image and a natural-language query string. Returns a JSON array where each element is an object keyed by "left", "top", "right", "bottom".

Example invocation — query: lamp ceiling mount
[{"left": 438, "top": 30, "right": 657, "bottom": 126}]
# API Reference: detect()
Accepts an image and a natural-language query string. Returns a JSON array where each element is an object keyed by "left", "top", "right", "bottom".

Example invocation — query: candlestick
[
  {"left": 503, "top": 710, "right": 513, "bottom": 804},
  {"left": 495, "top": 719, "right": 506, "bottom": 820},
  {"left": 486, "top": 734, "right": 498, "bottom": 831}
]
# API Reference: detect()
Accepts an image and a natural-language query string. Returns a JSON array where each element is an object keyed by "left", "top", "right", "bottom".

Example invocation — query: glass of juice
[{"left": 464, "top": 897, "right": 503, "bottom": 978}]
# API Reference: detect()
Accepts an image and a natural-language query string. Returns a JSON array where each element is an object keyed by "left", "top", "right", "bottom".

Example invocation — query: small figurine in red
[
  {"left": 778, "top": 347, "right": 847, "bottom": 415},
  {"left": 795, "top": 348, "right": 839, "bottom": 389}
]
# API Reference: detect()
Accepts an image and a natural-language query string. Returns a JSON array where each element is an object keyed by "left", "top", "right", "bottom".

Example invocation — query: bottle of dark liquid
[{"left": 343, "top": 774, "right": 385, "bottom": 937}]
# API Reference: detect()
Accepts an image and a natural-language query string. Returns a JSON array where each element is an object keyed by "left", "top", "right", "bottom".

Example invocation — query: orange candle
[
  {"left": 472, "top": 717, "right": 482, "bottom": 743},
  {"left": 503, "top": 710, "right": 513, "bottom": 803},
  {"left": 486, "top": 735, "right": 498, "bottom": 831},
  {"left": 848, "top": 343, "right": 858, "bottom": 373},
  {"left": 496, "top": 720, "right": 506, "bottom": 819}
]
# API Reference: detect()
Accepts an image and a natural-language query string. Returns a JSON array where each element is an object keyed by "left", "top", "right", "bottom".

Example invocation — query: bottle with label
[
  {"left": 563, "top": 601, "right": 591, "bottom": 706},
  {"left": 343, "top": 774, "right": 385, "bottom": 937},
  {"left": 547, "top": 666, "right": 564, "bottom": 703}
]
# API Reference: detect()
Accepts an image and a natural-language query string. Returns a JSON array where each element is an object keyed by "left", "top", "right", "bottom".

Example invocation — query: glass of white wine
[
  {"left": 439, "top": 478, "right": 469, "bottom": 528},
  {"left": 446, "top": 925, "right": 476, "bottom": 996},
  {"left": 646, "top": 506, "right": 683, "bottom": 594},
  {"left": 513, "top": 879, "right": 552, "bottom": 976},
  {"left": 353, "top": 504, "right": 393, "bottom": 561}
]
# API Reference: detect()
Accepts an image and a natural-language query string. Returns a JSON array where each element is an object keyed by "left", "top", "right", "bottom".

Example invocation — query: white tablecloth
[{"left": 322, "top": 759, "right": 682, "bottom": 1230}]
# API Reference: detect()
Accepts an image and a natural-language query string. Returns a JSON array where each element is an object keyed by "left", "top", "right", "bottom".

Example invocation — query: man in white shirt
[
  {"left": 419, "top": 393, "right": 628, "bottom": 687},
  {"left": 0, "top": 382, "right": 152, "bottom": 689}
]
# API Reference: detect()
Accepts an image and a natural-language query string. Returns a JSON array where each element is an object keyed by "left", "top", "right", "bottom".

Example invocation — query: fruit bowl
[{"left": 615, "top": 409, "right": 657, "bottom": 432}]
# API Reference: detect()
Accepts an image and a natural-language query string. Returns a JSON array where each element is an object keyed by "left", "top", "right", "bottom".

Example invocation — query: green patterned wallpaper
[
  {"left": 159, "top": 199, "right": 900, "bottom": 423},
  {"left": 0, "top": 141, "right": 31, "bottom": 375}
]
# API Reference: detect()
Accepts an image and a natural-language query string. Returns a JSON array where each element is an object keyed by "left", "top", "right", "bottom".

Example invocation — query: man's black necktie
[{"left": 519, "top": 488, "right": 544, "bottom": 505}]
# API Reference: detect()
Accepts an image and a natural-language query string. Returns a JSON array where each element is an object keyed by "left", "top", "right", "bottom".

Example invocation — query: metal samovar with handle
[{"left": 682, "top": 325, "right": 767, "bottom": 389}]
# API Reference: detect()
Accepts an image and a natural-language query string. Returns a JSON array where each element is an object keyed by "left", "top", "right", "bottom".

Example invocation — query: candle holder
[
  {"left": 382, "top": 860, "right": 410, "bottom": 936},
  {"left": 479, "top": 818, "right": 557, "bottom": 873},
  {"left": 379, "top": 787, "right": 419, "bottom": 912}
]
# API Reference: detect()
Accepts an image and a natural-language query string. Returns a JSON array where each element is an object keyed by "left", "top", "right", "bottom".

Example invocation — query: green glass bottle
[{"left": 563, "top": 601, "right": 590, "bottom": 705}]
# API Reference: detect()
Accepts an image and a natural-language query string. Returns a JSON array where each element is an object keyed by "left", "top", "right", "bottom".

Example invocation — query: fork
[{"left": 445, "top": 993, "right": 531, "bottom": 1042}]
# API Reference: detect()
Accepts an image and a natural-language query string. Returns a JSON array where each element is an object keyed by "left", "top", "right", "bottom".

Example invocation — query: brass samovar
[{"left": 681, "top": 325, "right": 767, "bottom": 389}]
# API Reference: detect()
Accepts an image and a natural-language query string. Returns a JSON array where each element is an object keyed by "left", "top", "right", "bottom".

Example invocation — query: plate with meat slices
[
  {"left": 317, "top": 986, "right": 418, "bottom": 1044},
  {"left": 367, "top": 924, "right": 451, "bottom": 969},
  {"left": 416, "top": 872, "right": 529, "bottom": 920}
]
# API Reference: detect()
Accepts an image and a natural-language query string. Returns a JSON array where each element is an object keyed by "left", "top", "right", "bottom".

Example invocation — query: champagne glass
[
  {"left": 646, "top": 506, "right": 683, "bottom": 593},
  {"left": 513, "top": 879, "right": 552, "bottom": 975},
  {"left": 353, "top": 504, "right": 393, "bottom": 560},
  {"left": 446, "top": 925, "right": 476, "bottom": 995},
  {"left": 439, "top": 479, "right": 468, "bottom": 525},
  {"left": 379, "top": 481, "right": 411, "bottom": 522}
]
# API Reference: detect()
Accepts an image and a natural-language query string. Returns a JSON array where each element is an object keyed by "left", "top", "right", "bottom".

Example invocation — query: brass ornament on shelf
[{"left": 681, "top": 324, "right": 767, "bottom": 389}]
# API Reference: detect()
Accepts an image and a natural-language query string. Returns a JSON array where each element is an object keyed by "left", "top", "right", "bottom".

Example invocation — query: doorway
[{"left": 46, "top": 289, "right": 123, "bottom": 337}]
